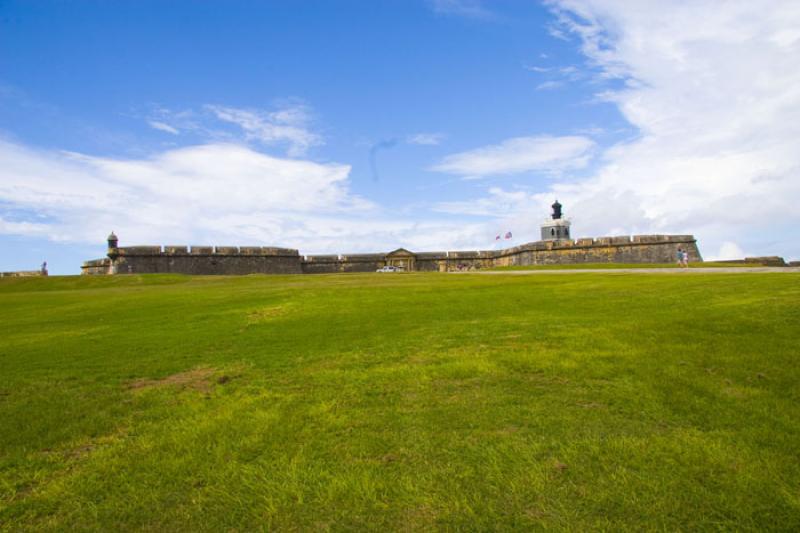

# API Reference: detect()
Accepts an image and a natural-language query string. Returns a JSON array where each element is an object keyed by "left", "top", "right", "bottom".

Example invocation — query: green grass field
[{"left": 1, "top": 272, "right": 799, "bottom": 530}]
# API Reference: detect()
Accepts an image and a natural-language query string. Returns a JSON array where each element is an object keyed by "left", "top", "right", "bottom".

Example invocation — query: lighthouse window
[
  {"left": 565, "top": 228, "right": 569, "bottom": 237},
  {"left": 551, "top": 228, "right": 555, "bottom": 236}
]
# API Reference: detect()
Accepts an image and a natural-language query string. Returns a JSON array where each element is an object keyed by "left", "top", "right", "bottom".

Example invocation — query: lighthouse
[{"left": 540, "top": 200, "right": 571, "bottom": 241}]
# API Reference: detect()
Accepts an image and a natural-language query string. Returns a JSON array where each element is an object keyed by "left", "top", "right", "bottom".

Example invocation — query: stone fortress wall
[
  {"left": 0, "top": 270, "right": 48, "bottom": 278},
  {"left": 81, "top": 234, "right": 702, "bottom": 275},
  {"left": 82, "top": 246, "right": 303, "bottom": 275}
]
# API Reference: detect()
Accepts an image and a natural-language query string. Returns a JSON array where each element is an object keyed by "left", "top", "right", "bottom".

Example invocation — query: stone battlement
[
  {"left": 85, "top": 243, "right": 302, "bottom": 275},
  {"left": 112, "top": 245, "right": 300, "bottom": 257},
  {"left": 81, "top": 234, "right": 702, "bottom": 275},
  {"left": 0, "top": 270, "right": 48, "bottom": 278}
]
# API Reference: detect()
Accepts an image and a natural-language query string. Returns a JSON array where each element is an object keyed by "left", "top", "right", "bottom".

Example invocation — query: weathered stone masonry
[
  {"left": 81, "top": 234, "right": 702, "bottom": 275},
  {"left": 82, "top": 244, "right": 303, "bottom": 275}
]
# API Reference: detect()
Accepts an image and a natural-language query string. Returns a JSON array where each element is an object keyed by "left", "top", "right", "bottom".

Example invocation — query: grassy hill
[{"left": 1, "top": 272, "right": 799, "bottom": 530}]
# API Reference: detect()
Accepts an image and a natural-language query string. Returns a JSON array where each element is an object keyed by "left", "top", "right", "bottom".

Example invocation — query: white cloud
[
  {"left": 0, "top": 217, "right": 51, "bottom": 237},
  {"left": 422, "top": 0, "right": 800, "bottom": 259},
  {"left": 431, "top": 135, "right": 595, "bottom": 177},
  {"left": 525, "top": 0, "right": 800, "bottom": 259},
  {"left": 144, "top": 107, "right": 201, "bottom": 135},
  {"left": 407, "top": 132, "right": 445, "bottom": 145},
  {"left": 524, "top": 65, "right": 552, "bottom": 73},
  {"left": 144, "top": 102, "right": 323, "bottom": 157},
  {"left": 710, "top": 241, "right": 746, "bottom": 261},
  {"left": 0, "top": 139, "right": 507, "bottom": 254},
  {"left": 536, "top": 80, "right": 564, "bottom": 90},
  {"left": 434, "top": 187, "right": 533, "bottom": 216},
  {"left": 526, "top": 63, "right": 587, "bottom": 89},
  {"left": 575, "top": 126, "right": 605, "bottom": 136},
  {"left": 0, "top": 139, "right": 372, "bottom": 247},
  {"left": 147, "top": 121, "right": 180, "bottom": 135},
  {"left": 204, "top": 103, "right": 322, "bottom": 157}
]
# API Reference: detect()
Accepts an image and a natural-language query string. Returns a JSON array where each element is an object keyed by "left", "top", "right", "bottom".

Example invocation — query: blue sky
[{"left": 2, "top": 0, "right": 799, "bottom": 274}]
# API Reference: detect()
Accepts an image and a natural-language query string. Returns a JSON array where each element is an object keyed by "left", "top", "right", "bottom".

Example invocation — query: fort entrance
[{"left": 385, "top": 248, "right": 416, "bottom": 271}]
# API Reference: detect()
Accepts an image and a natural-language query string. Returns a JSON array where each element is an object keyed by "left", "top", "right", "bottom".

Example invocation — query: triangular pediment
[{"left": 386, "top": 248, "right": 415, "bottom": 257}]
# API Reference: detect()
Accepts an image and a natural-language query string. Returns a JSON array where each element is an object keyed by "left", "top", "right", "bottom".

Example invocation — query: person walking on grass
[
  {"left": 682, "top": 249, "right": 690, "bottom": 268},
  {"left": 677, "top": 248, "right": 684, "bottom": 268}
]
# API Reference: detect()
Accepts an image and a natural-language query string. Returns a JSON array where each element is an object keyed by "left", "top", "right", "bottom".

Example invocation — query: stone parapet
[
  {"left": 744, "top": 256, "right": 787, "bottom": 267},
  {"left": 239, "top": 246, "right": 262, "bottom": 255},
  {"left": 117, "top": 246, "right": 162, "bottom": 255},
  {"left": 114, "top": 245, "right": 300, "bottom": 257},
  {"left": 213, "top": 246, "right": 239, "bottom": 255},
  {"left": 260, "top": 247, "right": 300, "bottom": 256},
  {"left": 340, "top": 253, "right": 386, "bottom": 261},
  {"left": 80, "top": 258, "right": 113, "bottom": 275},
  {"left": 448, "top": 251, "right": 480, "bottom": 259},
  {"left": 0, "top": 270, "right": 46, "bottom": 278},
  {"left": 164, "top": 246, "right": 188, "bottom": 254},
  {"left": 190, "top": 246, "right": 214, "bottom": 255}
]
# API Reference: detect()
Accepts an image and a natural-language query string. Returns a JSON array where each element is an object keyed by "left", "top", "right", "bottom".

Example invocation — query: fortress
[{"left": 81, "top": 201, "right": 702, "bottom": 275}]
